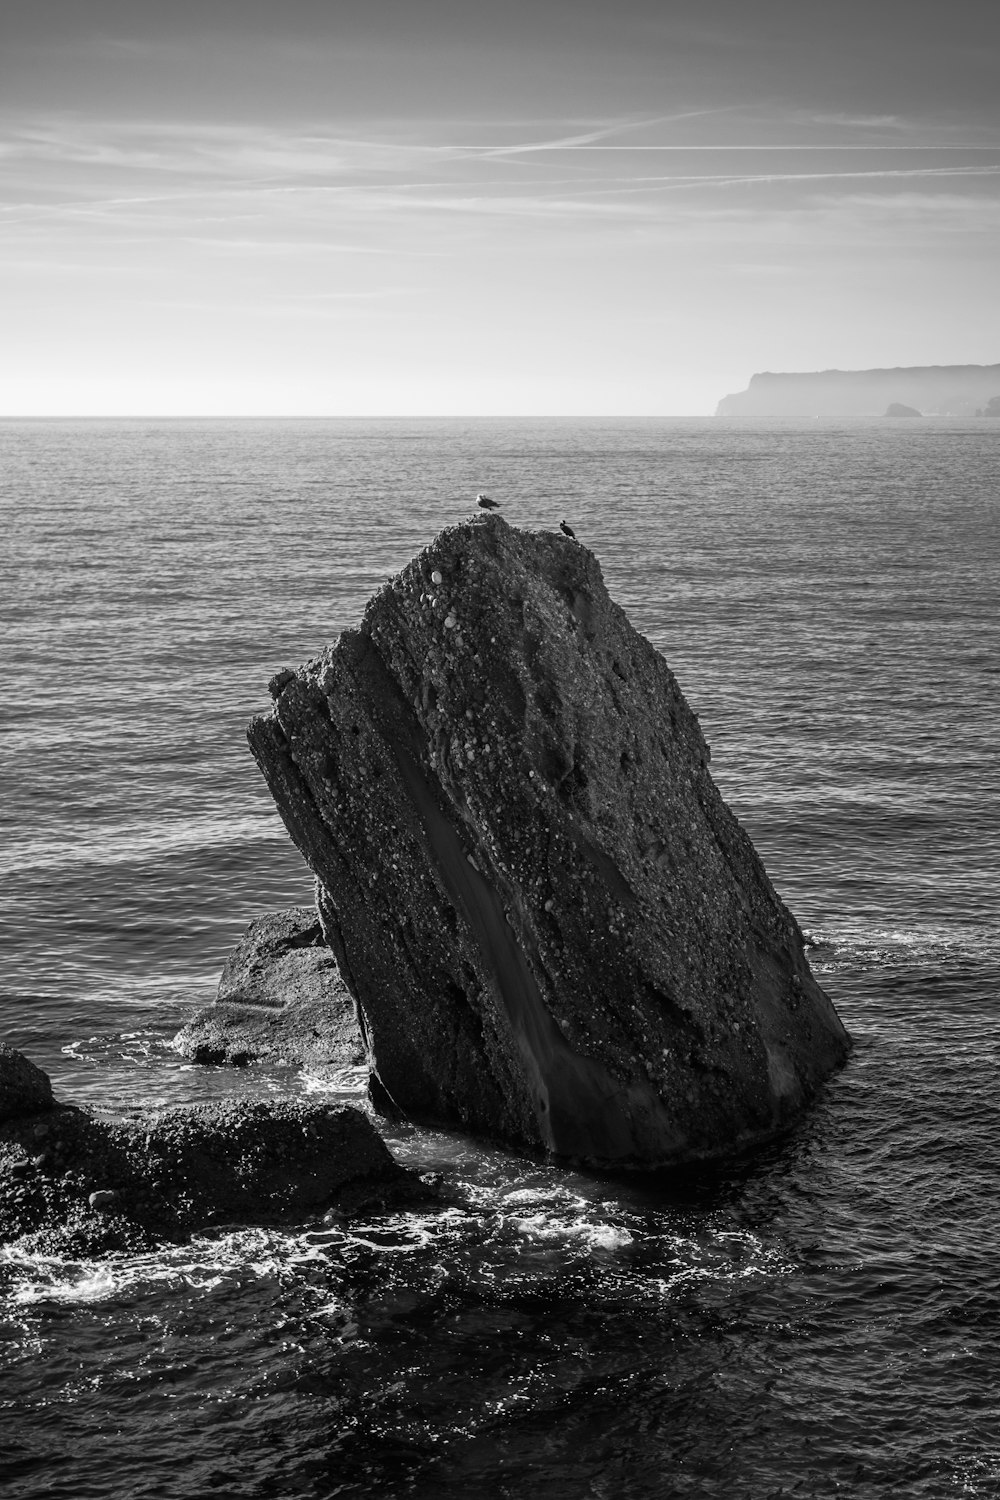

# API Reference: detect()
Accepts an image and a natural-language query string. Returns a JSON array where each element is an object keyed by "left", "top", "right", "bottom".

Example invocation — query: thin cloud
[
  {"left": 480, "top": 143, "right": 1000, "bottom": 153},
  {"left": 574, "top": 163, "right": 1000, "bottom": 195},
  {"left": 2, "top": 109, "right": 997, "bottom": 255},
  {"left": 3, "top": 161, "right": 998, "bottom": 241},
  {"left": 468, "top": 108, "right": 741, "bottom": 158},
  {"left": 808, "top": 113, "right": 907, "bottom": 129}
]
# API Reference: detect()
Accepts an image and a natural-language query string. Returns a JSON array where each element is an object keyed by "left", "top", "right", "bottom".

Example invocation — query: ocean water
[{"left": 1, "top": 416, "right": 998, "bottom": 1498}]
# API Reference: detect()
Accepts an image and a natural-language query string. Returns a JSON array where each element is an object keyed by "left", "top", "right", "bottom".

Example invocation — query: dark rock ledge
[{"left": 0, "top": 1045, "right": 427, "bottom": 1257}]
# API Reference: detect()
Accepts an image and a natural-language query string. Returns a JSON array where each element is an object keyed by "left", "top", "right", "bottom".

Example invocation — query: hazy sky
[{"left": 3, "top": 0, "right": 998, "bottom": 414}]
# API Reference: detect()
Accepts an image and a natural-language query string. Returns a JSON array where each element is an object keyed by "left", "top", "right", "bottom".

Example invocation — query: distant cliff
[{"left": 716, "top": 365, "right": 1000, "bottom": 417}]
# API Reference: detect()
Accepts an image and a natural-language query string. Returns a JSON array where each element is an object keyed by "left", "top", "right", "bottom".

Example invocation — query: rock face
[
  {"left": 173, "top": 907, "right": 365, "bottom": 1075},
  {"left": 248, "top": 515, "right": 850, "bottom": 1168},
  {"left": 217, "top": 905, "right": 332, "bottom": 1009},
  {"left": 0, "top": 1043, "right": 55, "bottom": 1121},
  {"left": 717, "top": 364, "right": 1000, "bottom": 417},
  {"left": 0, "top": 1051, "right": 425, "bottom": 1256}
]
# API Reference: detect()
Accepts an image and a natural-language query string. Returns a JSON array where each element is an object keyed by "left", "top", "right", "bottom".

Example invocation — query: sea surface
[{"left": 1, "top": 416, "right": 998, "bottom": 1498}]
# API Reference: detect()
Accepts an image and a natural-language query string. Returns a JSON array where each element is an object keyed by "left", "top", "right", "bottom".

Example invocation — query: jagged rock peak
[{"left": 248, "top": 513, "right": 850, "bottom": 1167}]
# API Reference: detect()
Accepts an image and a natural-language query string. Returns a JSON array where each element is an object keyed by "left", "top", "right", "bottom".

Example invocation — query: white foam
[
  {"left": 507, "top": 1209, "right": 632, "bottom": 1254},
  {"left": 348, "top": 1225, "right": 435, "bottom": 1253},
  {"left": 501, "top": 1187, "right": 558, "bottom": 1207},
  {"left": 298, "top": 1065, "right": 369, "bottom": 1096},
  {"left": 0, "top": 1226, "right": 345, "bottom": 1308}
]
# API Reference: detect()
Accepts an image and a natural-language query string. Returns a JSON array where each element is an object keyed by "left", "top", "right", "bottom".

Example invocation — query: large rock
[
  {"left": 0, "top": 1042, "right": 55, "bottom": 1121},
  {"left": 173, "top": 906, "right": 365, "bottom": 1075},
  {"left": 0, "top": 1050, "right": 427, "bottom": 1257},
  {"left": 248, "top": 514, "right": 850, "bottom": 1167}
]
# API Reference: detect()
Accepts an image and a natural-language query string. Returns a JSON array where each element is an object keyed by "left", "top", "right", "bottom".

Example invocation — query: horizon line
[{"left": 0, "top": 410, "right": 719, "bottom": 421}]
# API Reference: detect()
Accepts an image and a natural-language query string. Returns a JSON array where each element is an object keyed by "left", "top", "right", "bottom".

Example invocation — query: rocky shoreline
[
  {"left": 0, "top": 1045, "right": 431, "bottom": 1258},
  {"left": 3, "top": 516, "right": 853, "bottom": 1254}
]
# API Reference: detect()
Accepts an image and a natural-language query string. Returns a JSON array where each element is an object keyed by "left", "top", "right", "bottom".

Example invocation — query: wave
[
  {"left": 805, "top": 919, "right": 1000, "bottom": 972},
  {"left": 0, "top": 813, "right": 286, "bottom": 878}
]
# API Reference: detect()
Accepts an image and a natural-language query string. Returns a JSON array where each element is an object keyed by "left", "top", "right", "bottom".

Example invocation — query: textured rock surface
[
  {"left": 0, "top": 1042, "right": 55, "bottom": 1121},
  {"left": 248, "top": 514, "right": 850, "bottom": 1167},
  {"left": 0, "top": 1051, "right": 426, "bottom": 1256},
  {"left": 173, "top": 907, "right": 365, "bottom": 1075},
  {"left": 214, "top": 906, "right": 334, "bottom": 1009}
]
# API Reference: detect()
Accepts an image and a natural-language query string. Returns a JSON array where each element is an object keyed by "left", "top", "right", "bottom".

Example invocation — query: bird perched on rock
[
  {"left": 559, "top": 519, "right": 576, "bottom": 539},
  {"left": 477, "top": 494, "right": 500, "bottom": 510}
]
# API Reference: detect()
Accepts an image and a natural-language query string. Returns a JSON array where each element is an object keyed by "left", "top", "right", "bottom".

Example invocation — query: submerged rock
[
  {"left": 0, "top": 1049, "right": 426, "bottom": 1257},
  {"left": 248, "top": 514, "right": 850, "bottom": 1167},
  {"left": 173, "top": 906, "right": 365, "bottom": 1076}
]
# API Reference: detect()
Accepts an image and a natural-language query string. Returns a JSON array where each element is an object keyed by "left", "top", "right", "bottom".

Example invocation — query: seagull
[
  {"left": 477, "top": 494, "right": 500, "bottom": 510},
  {"left": 559, "top": 519, "right": 576, "bottom": 539}
]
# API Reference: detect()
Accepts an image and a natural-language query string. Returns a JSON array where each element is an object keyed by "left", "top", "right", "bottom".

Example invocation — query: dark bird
[
  {"left": 477, "top": 493, "right": 500, "bottom": 510},
  {"left": 559, "top": 519, "right": 576, "bottom": 539}
]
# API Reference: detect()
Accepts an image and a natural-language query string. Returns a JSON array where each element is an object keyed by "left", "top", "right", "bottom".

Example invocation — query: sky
[{"left": 2, "top": 0, "right": 998, "bottom": 415}]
